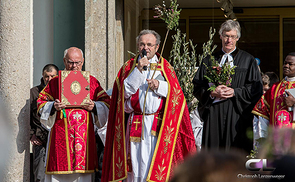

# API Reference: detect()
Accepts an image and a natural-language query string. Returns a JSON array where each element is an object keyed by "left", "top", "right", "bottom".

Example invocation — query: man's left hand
[
  {"left": 81, "top": 100, "right": 95, "bottom": 111},
  {"left": 221, "top": 87, "right": 234, "bottom": 99},
  {"left": 284, "top": 91, "right": 295, "bottom": 107}
]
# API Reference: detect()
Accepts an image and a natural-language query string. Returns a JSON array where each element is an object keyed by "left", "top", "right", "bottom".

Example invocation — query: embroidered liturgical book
[{"left": 59, "top": 70, "right": 90, "bottom": 107}]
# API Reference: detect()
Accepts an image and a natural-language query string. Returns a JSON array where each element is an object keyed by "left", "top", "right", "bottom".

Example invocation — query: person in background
[
  {"left": 102, "top": 29, "right": 196, "bottom": 182},
  {"left": 261, "top": 74, "right": 270, "bottom": 94},
  {"left": 253, "top": 52, "right": 295, "bottom": 148},
  {"left": 193, "top": 19, "right": 263, "bottom": 153},
  {"left": 30, "top": 64, "right": 58, "bottom": 182},
  {"left": 37, "top": 47, "right": 111, "bottom": 182},
  {"left": 265, "top": 71, "right": 279, "bottom": 88}
]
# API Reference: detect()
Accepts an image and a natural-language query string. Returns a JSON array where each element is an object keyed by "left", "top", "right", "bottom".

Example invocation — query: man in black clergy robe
[{"left": 193, "top": 20, "right": 263, "bottom": 152}]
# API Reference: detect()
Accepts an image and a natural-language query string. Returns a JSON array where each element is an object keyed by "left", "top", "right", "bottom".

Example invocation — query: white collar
[
  {"left": 220, "top": 48, "right": 236, "bottom": 67},
  {"left": 285, "top": 76, "right": 295, "bottom": 82}
]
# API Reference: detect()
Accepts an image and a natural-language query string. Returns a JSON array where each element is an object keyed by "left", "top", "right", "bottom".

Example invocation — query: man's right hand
[
  {"left": 30, "top": 134, "right": 42, "bottom": 146},
  {"left": 137, "top": 56, "right": 149, "bottom": 72},
  {"left": 54, "top": 99, "right": 66, "bottom": 111}
]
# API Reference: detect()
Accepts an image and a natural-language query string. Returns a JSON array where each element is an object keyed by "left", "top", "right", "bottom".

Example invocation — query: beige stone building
[{"left": 1, "top": 0, "right": 295, "bottom": 181}]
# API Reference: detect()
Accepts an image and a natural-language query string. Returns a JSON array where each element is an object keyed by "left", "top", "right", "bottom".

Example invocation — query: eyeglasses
[
  {"left": 222, "top": 34, "right": 238, "bottom": 40},
  {"left": 66, "top": 59, "right": 82, "bottom": 66},
  {"left": 139, "top": 43, "right": 158, "bottom": 48}
]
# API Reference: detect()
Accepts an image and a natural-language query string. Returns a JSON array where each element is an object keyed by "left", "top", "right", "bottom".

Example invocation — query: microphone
[{"left": 142, "top": 49, "right": 147, "bottom": 71}]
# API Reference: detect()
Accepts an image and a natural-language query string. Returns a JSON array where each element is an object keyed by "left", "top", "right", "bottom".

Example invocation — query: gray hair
[
  {"left": 136, "top": 29, "right": 161, "bottom": 45},
  {"left": 63, "top": 47, "right": 84, "bottom": 59},
  {"left": 219, "top": 20, "right": 241, "bottom": 39}
]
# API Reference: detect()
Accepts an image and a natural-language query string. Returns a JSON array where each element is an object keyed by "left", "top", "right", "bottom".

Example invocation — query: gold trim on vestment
[
  {"left": 167, "top": 100, "right": 186, "bottom": 180},
  {"left": 86, "top": 112, "right": 89, "bottom": 170},
  {"left": 97, "top": 90, "right": 106, "bottom": 98},
  {"left": 147, "top": 57, "right": 169, "bottom": 181},
  {"left": 272, "top": 81, "right": 283, "bottom": 127},
  {"left": 82, "top": 71, "right": 90, "bottom": 82},
  {"left": 134, "top": 63, "right": 161, "bottom": 71},
  {"left": 45, "top": 169, "right": 95, "bottom": 175},
  {"left": 64, "top": 113, "right": 71, "bottom": 171},
  {"left": 100, "top": 101, "right": 110, "bottom": 109},
  {"left": 130, "top": 136, "right": 141, "bottom": 142},
  {"left": 112, "top": 60, "right": 136, "bottom": 181},
  {"left": 41, "top": 89, "right": 54, "bottom": 101},
  {"left": 37, "top": 102, "right": 46, "bottom": 114},
  {"left": 151, "top": 130, "right": 158, "bottom": 137},
  {"left": 252, "top": 110, "right": 269, "bottom": 120}
]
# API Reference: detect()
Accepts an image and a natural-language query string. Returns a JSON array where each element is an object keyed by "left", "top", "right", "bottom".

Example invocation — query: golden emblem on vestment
[
  {"left": 164, "top": 120, "right": 174, "bottom": 154},
  {"left": 167, "top": 63, "right": 176, "bottom": 78},
  {"left": 116, "top": 157, "right": 124, "bottom": 177},
  {"left": 70, "top": 81, "right": 81, "bottom": 95},
  {"left": 171, "top": 88, "right": 181, "bottom": 115},
  {"left": 155, "top": 159, "right": 166, "bottom": 181},
  {"left": 115, "top": 122, "right": 122, "bottom": 151}
]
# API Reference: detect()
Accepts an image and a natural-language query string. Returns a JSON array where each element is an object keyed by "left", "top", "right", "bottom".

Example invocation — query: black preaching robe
[{"left": 193, "top": 49, "right": 263, "bottom": 152}]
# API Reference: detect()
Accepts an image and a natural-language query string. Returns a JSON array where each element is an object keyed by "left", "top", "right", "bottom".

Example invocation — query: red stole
[
  {"left": 102, "top": 53, "right": 196, "bottom": 182},
  {"left": 129, "top": 89, "right": 164, "bottom": 142},
  {"left": 252, "top": 79, "right": 295, "bottom": 128}
]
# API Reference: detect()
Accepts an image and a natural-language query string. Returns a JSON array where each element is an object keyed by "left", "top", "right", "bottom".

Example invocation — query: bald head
[{"left": 63, "top": 47, "right": 84, "bottom": 71}]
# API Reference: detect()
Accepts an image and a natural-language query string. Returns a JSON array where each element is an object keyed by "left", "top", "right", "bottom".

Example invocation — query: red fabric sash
[
  {"left": 129, "top": 89, "right": 164, "bottom": 141},
  {"left": 102, "top": 54, "right": 196, "bottom": 182}
]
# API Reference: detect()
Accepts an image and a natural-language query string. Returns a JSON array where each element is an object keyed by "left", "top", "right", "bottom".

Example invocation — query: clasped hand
[
  {"left": 210, "top": 85, "right": 234, "bottom": 99},
  {"left": 54, "top": 99, "right": 95, "bottom": 112}
]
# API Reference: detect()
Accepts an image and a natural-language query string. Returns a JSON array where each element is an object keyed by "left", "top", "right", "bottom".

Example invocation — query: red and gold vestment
[{"left": 37, "top": 75, "right": 110, "bottom": 174}]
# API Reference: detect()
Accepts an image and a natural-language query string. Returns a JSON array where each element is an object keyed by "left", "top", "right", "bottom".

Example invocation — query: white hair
[{"left": 63, "top": 47, "right": 84, "bottom": 59}]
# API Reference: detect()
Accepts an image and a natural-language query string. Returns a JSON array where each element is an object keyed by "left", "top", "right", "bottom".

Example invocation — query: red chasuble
[
  {"left": 252, "top": 79, "right": 295, "bottom": 128},
  {"left": 37, "top": 75, "right": 111, "bottom": 174},
  {"left": 102, "top": 53, "right": 196, "bottom": 182}
]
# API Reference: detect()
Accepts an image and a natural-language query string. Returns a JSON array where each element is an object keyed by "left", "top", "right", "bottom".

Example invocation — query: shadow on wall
[{"left": 16, "top": 99, "right": 31, "bottom": 182}]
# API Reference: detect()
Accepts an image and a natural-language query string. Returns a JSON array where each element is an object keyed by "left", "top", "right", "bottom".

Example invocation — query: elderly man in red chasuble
[
  {"left": 102, "top": 29, "right": 196, "bottom": 182},
  {"left": 37, "top": 47, "right": 111, "bottom": 182}
]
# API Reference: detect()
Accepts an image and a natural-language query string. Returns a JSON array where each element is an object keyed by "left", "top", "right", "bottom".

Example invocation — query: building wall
[
  {"left": 85, "top": 0, "right": 124, "bottom": 90},
  {"left": 0, "top": 0, "right": 32, "bottom": 181},
  {"left": 0, "top": 0, "right": 124, "bottom": 181}
]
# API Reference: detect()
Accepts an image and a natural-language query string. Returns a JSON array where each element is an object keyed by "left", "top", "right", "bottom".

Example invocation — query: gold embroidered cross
[{"left": 134, "top": 119, "right": 140, "bottom": 130}]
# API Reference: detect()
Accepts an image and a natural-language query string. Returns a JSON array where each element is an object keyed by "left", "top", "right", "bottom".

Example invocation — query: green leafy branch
[
  {"left": 154, "top": 0, "right": 182, "bottom": 31},
  {"left": 169, "top": 30, "right": 198, "bottom": 111}
]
